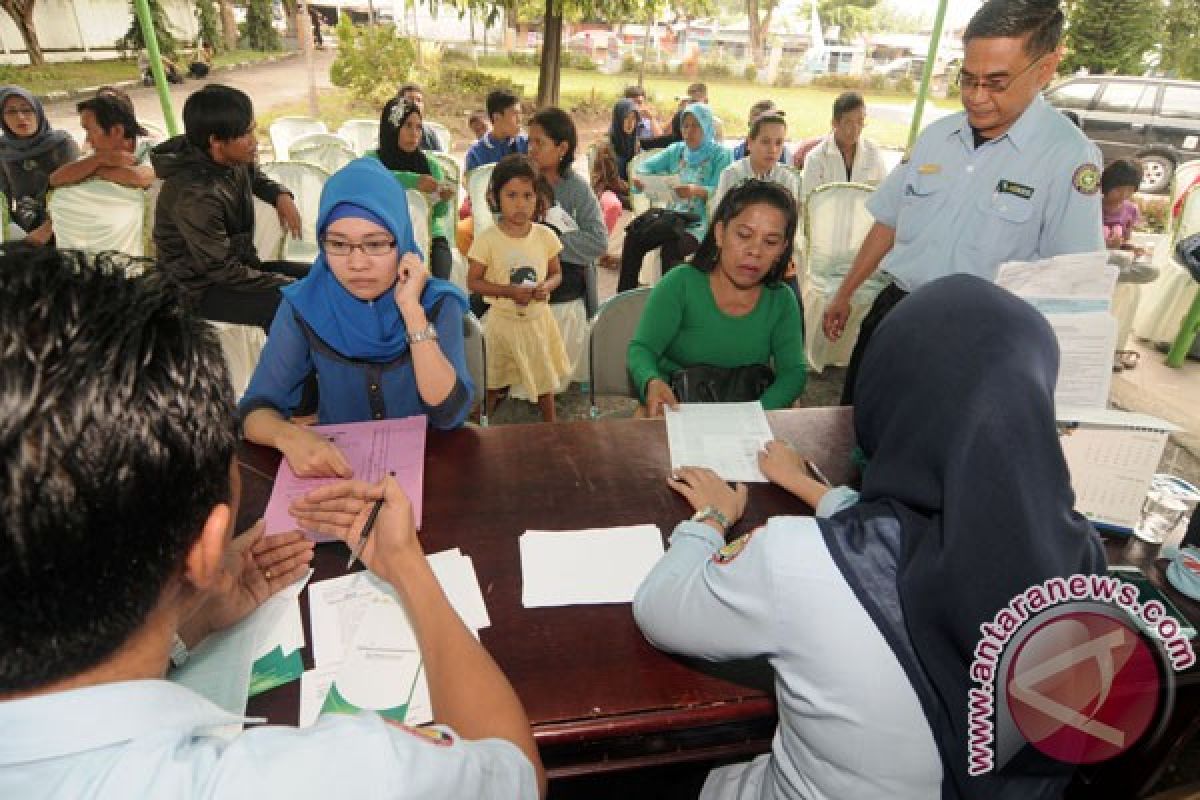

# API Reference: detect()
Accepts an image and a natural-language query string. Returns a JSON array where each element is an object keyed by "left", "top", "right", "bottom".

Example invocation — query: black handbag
[
  {"left": 625, "top": 207, "right": 700, "bottom": 242},
  {"left": 1176, "top": 232, "right": 1200, "bottom": 283},
  {"left": 669, "top": 364, "right": 775, "bottom": 404}
]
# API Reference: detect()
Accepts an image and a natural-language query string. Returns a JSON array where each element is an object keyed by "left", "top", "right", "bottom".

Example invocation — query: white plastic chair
[
  {"left": 462, "top": 311, "right": 487, "bottom": 426},
  {"left": 802, "top": 182, "right": 881, "bottom": 373},
  {"left": 424, "top": 120, "right": 452, "bottom": 152},
  {"left": 252, "top": 196, "right": 286, "bottom": 261},
  {"left": 208, "top": 321, "right": 267, "bottom": 400},
  {"left": 288, "top": 133, "right": 357, "bottom": 175},
  {"left": 405, "top": 189, "right": 432, "bottom": 259},
  {"left": 47, "top": 180, "right": 148, "bottom": 257},
  {"left": 587, "top": 287, "right": 652, "bottom": 416},
  {"left": 268, "top": 116, "right": 327, "bottom": 163},
  {"left": 260, "top": 160, "right": 331, "bottom": 263},
  {"left": 337, "top": 119, "right": 379, "bottom": 156},
  {"left": 465, "top": 163, "right": 496, "bottom": 237}
]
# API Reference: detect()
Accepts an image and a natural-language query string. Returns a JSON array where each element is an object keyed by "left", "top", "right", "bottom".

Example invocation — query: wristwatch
[
  {"left": 691, "top": 505, "right": 731, "bottom": 531},
  {"left": 408, "top": 322, "right": 439, "bottom": 344}
]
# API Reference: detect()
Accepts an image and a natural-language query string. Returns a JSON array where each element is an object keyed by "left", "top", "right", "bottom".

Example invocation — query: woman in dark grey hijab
[{"left": 0, "top": 86, "right": 80, "bottom": 244}]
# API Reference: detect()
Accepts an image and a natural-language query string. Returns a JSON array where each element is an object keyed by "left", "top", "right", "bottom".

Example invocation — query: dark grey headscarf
[{"left": 0, "top": 86, "right": 71, "bottom": 163}]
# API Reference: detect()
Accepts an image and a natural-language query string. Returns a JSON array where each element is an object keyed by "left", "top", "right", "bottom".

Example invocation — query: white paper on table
[
  {"left": 1059, "top": 420, "right": 1171, "bottom": 531},
  {"left": 543, "top": 204, "right": 579, "bottom": 233},
  {"left": 427, "top": 549, "right": 491, "bottom": 630},
  {"left": 996, "top": 252, "right": 1117, "bottom": 313},
  {"left": 520, "top": 525, "right": 665, "bottom": 607},
  {"left": 299, "top": 666, "right": 339, "bottom": 728},
  {"left": 308, "top": 570, "right": 397, "bottom": 669},
  {"left": 325, "top": 600, "right": 423, "bottom": 719},
  {"left": 253, "top": 570, "right": 312, "bottom": 661},
  {"left": 263, "top": 416, "right": 427, "bottom": 539},
  {"left": 664, "top": 402, "right": 774, "bottom": 483},
  {"left": 1046, "top": 312, "right": 1117, "bottom": 409},
  {"left": 637, "top": 173, "right": 682, "bottom": 207}
]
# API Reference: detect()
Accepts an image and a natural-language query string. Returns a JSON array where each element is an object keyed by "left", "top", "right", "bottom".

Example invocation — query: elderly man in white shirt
[{"left": 800, "top": 92, "right": 887, "bottom": 198}]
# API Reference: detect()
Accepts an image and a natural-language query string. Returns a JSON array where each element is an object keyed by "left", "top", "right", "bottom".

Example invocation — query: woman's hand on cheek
[{"left": 394, "top": 252, "right": 428, "bottom": 309}]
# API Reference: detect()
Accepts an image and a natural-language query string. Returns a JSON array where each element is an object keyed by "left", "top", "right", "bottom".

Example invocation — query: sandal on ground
[{"left": 1116, "top": 350, "right": 1140, "bottom": 370}]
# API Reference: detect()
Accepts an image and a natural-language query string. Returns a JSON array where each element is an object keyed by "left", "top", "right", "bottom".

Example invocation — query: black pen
[
  {"left": 345, "top": 497, "right": 385, "bottom": 570},
  {"left": 805, "top": 459, "right": 833, "bottom": 488}
]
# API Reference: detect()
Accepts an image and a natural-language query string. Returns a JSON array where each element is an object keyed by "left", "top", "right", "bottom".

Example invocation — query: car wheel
[{"left": 1138, "top": 153, "right": 1175, "bottom": 194}]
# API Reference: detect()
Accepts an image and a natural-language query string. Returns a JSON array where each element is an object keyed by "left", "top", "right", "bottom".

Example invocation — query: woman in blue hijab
[
  {"left": 240, "top": 157, "right": 474, "bottom": 477},
  {"left": 635, "top": 274, "right": 1107, "bottom": 800},
  {"left": 617, "top": 102, "right": 731, "bottom": 292}
]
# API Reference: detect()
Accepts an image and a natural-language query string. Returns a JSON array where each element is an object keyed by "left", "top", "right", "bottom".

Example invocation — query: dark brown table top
[{"left": 238, "top": 410, "right": 1200, "bottom": 792}]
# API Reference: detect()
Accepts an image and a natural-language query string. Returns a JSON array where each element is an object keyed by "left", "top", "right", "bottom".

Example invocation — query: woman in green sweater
[
  {"left": 370, "top": 97, "right": 455, "bottom": 279},
  {"left": 628, "top": 179, "right": 807, "bottom": 416}
]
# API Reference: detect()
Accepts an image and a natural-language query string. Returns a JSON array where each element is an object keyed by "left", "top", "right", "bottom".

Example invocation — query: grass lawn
[{"left": 0, "top": 49, "right": 286, "bottom": 96}]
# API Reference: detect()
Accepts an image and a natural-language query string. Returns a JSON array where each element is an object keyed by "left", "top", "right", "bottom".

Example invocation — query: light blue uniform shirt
[
  {"left": 0, "top": 680, "right": 536, "bottom": 800},
  {"left": 868, "top": 95, "right": 1104, "bottom": 292}
]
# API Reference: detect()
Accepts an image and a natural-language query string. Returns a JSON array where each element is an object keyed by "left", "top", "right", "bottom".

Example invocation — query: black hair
[
  {"left": 487, "top": 153, "right": 540, "bottom": 213},
  {"left": 0, "top": 246, "right": 236, "bottom": 691},
  {"left": 691, "top": 179, "right": 797, "bottom": 288},
  {"left": 183, "top": 83, "right": 254, "bottom": 153},
  {"left": 378, "top": 96, "right": 422, "bottom": 167},
  {"left": 76, "top": 94, "right": 148, "bottom": 141},
  {"left": 623, "top": 85, "right": 646, "bottom": 100},
  {"left": 398, "top": 82, "right": 423, "bottom": 99},
  {"left": 748, "top": 111, "right": 787, "bottom": 140},
  {"left": 963, "top": 0, "right": 1065, "bottom": 58},
  {"left": 832, "top": 91, "right": 865, "bottom": 121},
  {"left": 485, "top": 89, "right": 520, "bottom": 121},
  {"left": 687, "top": 82, "right": 707, "bottom": 96},
  {"left": 1101, "top": 158, "right": 1143, "bottom": 194},
  {"left": 528, "top": 106, "right": 577, "bottom": 177}
]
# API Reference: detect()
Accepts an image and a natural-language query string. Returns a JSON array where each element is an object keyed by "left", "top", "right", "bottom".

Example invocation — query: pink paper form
[{"left": 263, "top": 416, "right": 427, "bottom": 540}]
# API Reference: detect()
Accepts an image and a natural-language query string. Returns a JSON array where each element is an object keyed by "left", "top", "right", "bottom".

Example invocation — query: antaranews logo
[{"left": 967, "top": 574, "right": 1195, "bottom": 775}]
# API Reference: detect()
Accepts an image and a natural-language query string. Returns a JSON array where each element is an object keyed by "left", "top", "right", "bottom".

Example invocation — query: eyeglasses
[
  {"left": 956, "top": 54, "right": 1045, "bottom": 95},
  {"left": 322, "top": 238, "right": 396, "bottom": 257}
]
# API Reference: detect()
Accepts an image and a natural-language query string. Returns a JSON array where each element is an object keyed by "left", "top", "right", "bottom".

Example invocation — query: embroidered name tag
[
  {"left": 996, "top": 179, "right": 1034, "bottom": 200},
  {"left": 917, "top": 163, "right": 941, "bottom": 175}
]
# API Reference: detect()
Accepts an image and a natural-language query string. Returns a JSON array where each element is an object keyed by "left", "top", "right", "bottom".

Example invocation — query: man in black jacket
[{"left": 151, "top": 84, "right": 306, "bottom": 331}]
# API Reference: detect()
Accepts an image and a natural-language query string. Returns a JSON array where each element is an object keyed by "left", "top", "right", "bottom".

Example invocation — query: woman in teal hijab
[{"left": 617, "top": 102, "right": 732, "bottom": 292}]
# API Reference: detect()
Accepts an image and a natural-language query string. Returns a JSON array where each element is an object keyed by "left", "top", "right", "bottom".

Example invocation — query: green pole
[
  {"left": 132, "top": 0, "right": 179, "bottom": 136},
  {"left": 905, "top": 0, "right": 949, "bottom": 155}
]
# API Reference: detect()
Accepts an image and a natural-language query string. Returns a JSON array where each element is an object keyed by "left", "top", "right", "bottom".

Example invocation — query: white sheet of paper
[
  {"left": 638, "top": 173, "right": 682, "bottom": 207},
  {"left": 427, "top": 549, "right": 491, "bottom": 630},
  {"left": 1060, "top": 424, "right": 1170, "bottom": 530},
  {"left": 298, "top": 666, "right": 339, "bottom": 728},
  {"left": 664, "top": 402, "right": 774, "bottom": 482},
  {"left": 1047, "top": 312, "right": 1117, "bottom": 409},
  {"left": 253, "top": 571, "right": 311, "bottom": 661},
  {"left": 520, "top": 525, "right": 665, "bottom": 607},
  {"left": 307, "top": 570, "right": 396, "bottom": 669},
  {"left": 543, "top": 204, "right": 580, "bottom": 233},
  {"left": 996, "top": 252, "right": 1117, "bottom": 313},
  {"left": 326, "top": 600, "right": 422, "bottom": 718}
]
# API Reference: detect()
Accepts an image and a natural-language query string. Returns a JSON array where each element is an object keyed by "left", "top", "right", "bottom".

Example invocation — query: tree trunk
[
  {"left": 219, "top": 0, "right": 238, "bottom": 48},
  {"left": 536, "top": 2, "right": 562, "bottom": 108},
  {"left": 746, "top": 0, "right": 761, "bottom": 69},
  {"left": 2, "top": 2, "right": 44, "bottom": 66},
  {"left": 757, "top": 5, "right": 774, "bottom": 66}
]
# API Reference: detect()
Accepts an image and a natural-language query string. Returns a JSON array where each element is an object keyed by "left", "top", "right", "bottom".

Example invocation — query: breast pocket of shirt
[
  {"left": 971, "top": 189, "right": 1037, "bottom": 262},
  {"left": 895, "top": 172, "right": 947, "bottom": 244}
]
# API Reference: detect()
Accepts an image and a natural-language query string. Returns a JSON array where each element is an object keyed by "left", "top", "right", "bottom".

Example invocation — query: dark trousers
[
  {"left": 840, "top": 282, "right": 908, "bottom": 406},
  {"left": 429, "top": 236, "right": 452, "bottom": 281},
  {"left": 618, "top": 228, "right": 699, "bottom": 293},
  {"left": 195, "top": 261, "right": 310, "bottom": 333}
]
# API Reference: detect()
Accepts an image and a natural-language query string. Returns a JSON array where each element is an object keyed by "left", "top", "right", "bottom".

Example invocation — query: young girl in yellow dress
[{"left": 467, "top": 154, "right": 572, "bottom": 422}]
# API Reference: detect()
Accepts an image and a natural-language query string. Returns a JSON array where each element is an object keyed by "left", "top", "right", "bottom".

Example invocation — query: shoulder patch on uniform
[
  {"left": 385, "top": 720, "right": 456, "bottom": 746},
  {"left": 713, "top": 530, "right": 757, "bottom": 565},
  {"left": 1072, "top": 163, "right": 1100, "bottom": 195}
]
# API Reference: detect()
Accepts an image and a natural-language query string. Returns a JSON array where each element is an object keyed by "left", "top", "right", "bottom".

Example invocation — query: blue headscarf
[
  {"left": 283, "top": 157, "right": 466, "bottom": 361},
  {"left": 680, "top": 102, "right": 722, "bottom": 168}
]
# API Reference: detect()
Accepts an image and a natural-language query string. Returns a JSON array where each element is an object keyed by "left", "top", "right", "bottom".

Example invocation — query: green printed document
[
  {"left": 320, "top": 599, "right": 423, "bottom": 722},
  {"left": 248, "top": 569, "right": 311, "bottom": 697}
]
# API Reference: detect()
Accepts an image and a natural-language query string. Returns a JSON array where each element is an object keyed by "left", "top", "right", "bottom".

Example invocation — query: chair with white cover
[
  {"left": 802, "top": 181, "right": 881, "bottom": 373},
  {"left": 405, "top": 189, "right": 432, "bottom": 259},
  {"left": 47, "top": 180, "right": 148, "bottom": 257},
  {"left": 252, "top": 196, "right": 286, "bottom": 261},
  {"left": 338, "top": 119, "right": 379, "bottom": 156},
  {"left": 587, "top": 287, "right": 652, "bottom": 417},
  {"left": 424, "top": 120, "right": 452, "bottom": 153},
  {"left": 260, "top": 160, "right": 331, "bottom": 263},
  {"left": 288, "top": 133, "right": 357, "bottom": 175},
  {"left": 268, "top": 116, "right": 327, "bottom": 162},
  {"left": 462, "top": 311, "right": 487, "bottom": 426},
  {"left": 465, "top": 163, "right": 496, "bottom": 238}
]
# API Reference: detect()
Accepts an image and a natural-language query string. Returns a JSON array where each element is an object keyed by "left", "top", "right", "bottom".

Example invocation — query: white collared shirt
[
  {"left": 800, "top": 134, "right": 888, "bottom": 199},
  {"left": 0, "top": 680, "right": 536, "bottom": 799}
]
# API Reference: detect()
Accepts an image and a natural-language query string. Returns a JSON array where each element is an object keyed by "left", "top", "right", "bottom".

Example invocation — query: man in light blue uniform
[
  {"left": 0, "top": 248, "right": 544, "bottom": 800},
  {"left": 824, "top": 0, "right": 1104, "bottom": 404}
]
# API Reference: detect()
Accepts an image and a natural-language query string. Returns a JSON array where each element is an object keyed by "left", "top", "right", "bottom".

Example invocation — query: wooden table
[{"left": 238, "top": 410, "right": 1200, "bottom": 795}]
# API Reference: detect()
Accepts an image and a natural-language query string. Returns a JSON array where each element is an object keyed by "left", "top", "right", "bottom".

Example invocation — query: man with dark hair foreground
[
  {"left": 822, "top": 0, "right": 1104, "bottom": 405},
  {"left": 151, "top": 84, "right": 307, "bottom": 332},
  {"left": 0, "top": 246, "right": 544, "bottom": 799}
]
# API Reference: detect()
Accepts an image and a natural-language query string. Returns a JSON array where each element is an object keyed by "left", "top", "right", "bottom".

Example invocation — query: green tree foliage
[
  {"left": 330, "top": 14, "right": 417, "bottom": 106},
  {"left": 195, "top": 0, "right": 224, "bottom": 52},
  {"left": 1062, "top": 0, "right": 1162, "bottom": 75},
  {"left": 119, "top": 0, "right": 179, "bottom": 58},
  {"left": 1161, "top": 0, "right": 1200, "bottom": 79},
  {"left": 818, "top": 0, "right": 881, "bottom": 42},
  {"left": 240, "top": 0, "right": 281, "bottom": 51}
]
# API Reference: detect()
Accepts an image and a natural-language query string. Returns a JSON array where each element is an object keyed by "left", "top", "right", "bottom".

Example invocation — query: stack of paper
[
  {"left": 996, "top": 253, "right": 1118, "bottom": 409},
  {"left": 248, "top": 574, "right": 310, "bottom": 697},
  {"left": 520, "top": 525, "right": 665, "bottom": 607},
  {"left": 264, "top": 416, "right": 428, "bottom": 540},
  {"left": 299, "top": 549, "right": 490, "bottom": 728},
  {"left": 664, "top": 402, "right": 774, "bottom": 483}
]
